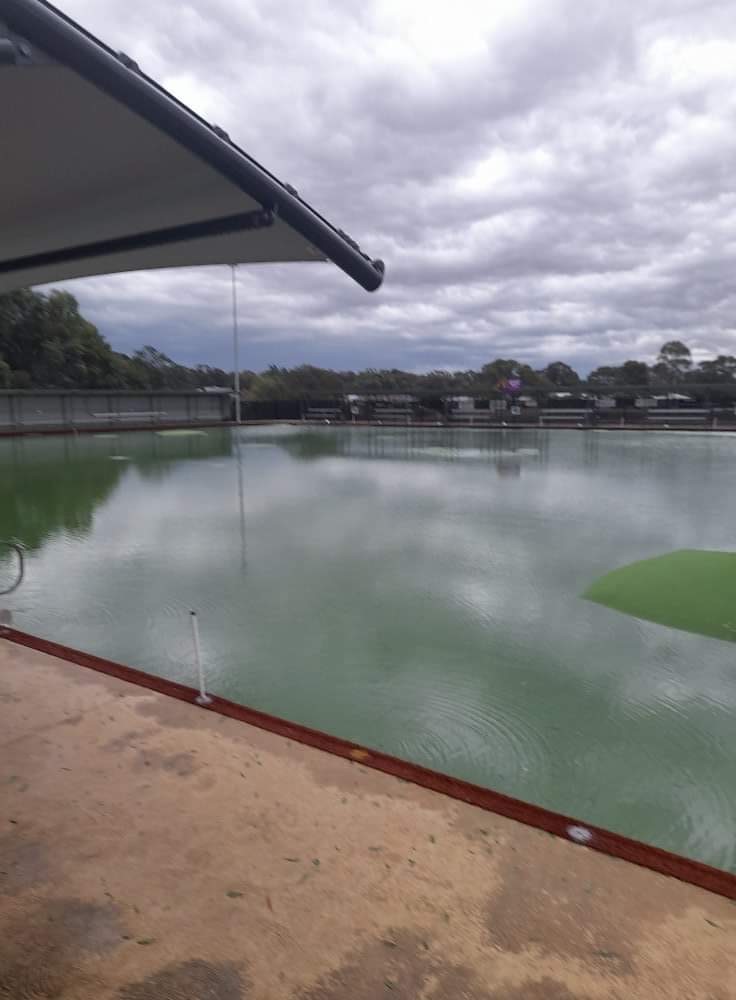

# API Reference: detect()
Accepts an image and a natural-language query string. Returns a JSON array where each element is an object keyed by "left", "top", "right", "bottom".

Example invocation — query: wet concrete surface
[{"left": 1, "top": 639, "right": 734, "bottom": 999}]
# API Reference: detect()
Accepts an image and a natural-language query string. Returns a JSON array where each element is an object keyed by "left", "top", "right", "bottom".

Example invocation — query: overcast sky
[{"left": 53, "top": 0, "right": 736, "bottom": 374}]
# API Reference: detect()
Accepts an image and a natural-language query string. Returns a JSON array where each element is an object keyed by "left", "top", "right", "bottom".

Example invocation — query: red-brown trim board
[{"left": 2, "top": 625, "right": 734, "bottom": 902}]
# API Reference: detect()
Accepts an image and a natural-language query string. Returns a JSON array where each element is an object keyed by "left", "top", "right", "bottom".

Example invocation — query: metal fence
[
  {"left": 242, "top": 397, "right": 736, "bottom": 429},
  {"left": 0, "top": 391, "right": 230, "bottom": 432}
]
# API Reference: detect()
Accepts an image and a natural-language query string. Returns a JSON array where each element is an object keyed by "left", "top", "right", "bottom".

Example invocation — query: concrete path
[{"left": 1, "top": 639, "right": 734, "bottom": 999}]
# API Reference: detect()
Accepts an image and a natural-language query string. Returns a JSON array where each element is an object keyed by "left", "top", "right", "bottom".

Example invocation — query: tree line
[
  {"left": 2, "top": 288, "right": 735, "bottom": 397},
  {"left": 0, "top": 289, "right": 230, "bottom": 392}
]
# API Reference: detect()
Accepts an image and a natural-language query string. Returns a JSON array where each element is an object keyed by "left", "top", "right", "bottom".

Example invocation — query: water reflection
[
  {"left": 235, "top": 434, "right": 247, "bottom": 573},
  {"left": 0, "top": 436, "right": 124, "bottom": 551},
  {"left": 4, "top": 426, "right": 736, "bottom": 873},
  {"left": 495, "top": 456, "right": 522, "bottom": 477},
  {"left": 0, "top": 429, "right": 232, "bottom": 551},
  {"left": 582, "top": 430, "right": 600, "bottom": 468},
  {"left": 238, "top": 424, "right": 550, "bottom": 471}
]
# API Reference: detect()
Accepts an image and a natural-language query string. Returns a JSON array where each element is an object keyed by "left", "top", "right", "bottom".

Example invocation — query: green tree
[
  {"left": 656, "top": 341, "right": 691, "bottom": 383},
  {"left": 11, "top": 371, "right": 32, "bottom": 388},
  {"left": 619, "top": 360, "right": 649, "bottom": 386},
  {"left": 588, "top": 361, "right": 648, "bottom": 386},
  {"left": 588, "top": 365, "right": 621, "bottom": 386},
  {"left": 693, "top": 355, "right": 736, "bottom": 383},
  {"left": 0, "top": 288, "right": 124, "bottom": 388},
  {"left": 478, "top": 359, "right": 548, "bottom": 389},
  {"left": 194, "top": 364, "right": 231, "bottom": 388},
  {"left": 248, "top": 365, "right": 293, "bottom": 400},
  {"left": 0, "top": 289, "right": 44, "bottom": 375},
  {"left": 544, "top": 361, "right": 580, "bottom": 387},
  {"left": 127, "top": 346, "right": 197, "bottom": 390}
]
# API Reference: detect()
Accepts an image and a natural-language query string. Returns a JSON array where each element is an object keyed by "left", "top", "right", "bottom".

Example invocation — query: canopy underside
[{"left": 0, "top": 0, "right": 384, "bottom": 292}]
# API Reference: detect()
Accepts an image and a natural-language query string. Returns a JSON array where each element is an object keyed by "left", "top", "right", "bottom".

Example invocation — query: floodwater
[{"left": 1, "top": 425, "right": 735, "bottom": 872}]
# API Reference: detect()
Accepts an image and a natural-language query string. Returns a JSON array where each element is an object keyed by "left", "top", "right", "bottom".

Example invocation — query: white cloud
[{"left": 44, "top": 0, "right": 736, "bottom": 373}]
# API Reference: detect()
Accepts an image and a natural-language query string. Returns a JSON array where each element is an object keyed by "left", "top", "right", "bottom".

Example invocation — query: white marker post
[{"left": 190, "top": 611, "right": 212, "bottom": 706}]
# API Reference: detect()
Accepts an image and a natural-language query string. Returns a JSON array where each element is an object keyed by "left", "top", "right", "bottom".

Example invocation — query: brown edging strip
[{"left": 2, "top": 625, "right": 735, "bottom": 901}]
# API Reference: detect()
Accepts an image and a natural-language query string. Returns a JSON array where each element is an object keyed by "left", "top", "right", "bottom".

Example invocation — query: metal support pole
[
  {"left": 231, "top": 265, "right": 241, "bottom": 425},
  {"left": 236, "top": 434, "right": 246, "bottom": 573},
  {"left": 190, "top": 611, "right": 212, "bottom": 706}
]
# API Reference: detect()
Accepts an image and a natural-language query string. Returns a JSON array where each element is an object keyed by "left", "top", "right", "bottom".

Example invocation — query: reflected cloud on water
[
  {"left": 3, "top": 425, "right": 736, "bottom": 872},
  {"left": 238, "top": 424, "right": 550, "bottom": 472},
  {"left": 0, "top": 429, "right": 232, "bottom": 552}
]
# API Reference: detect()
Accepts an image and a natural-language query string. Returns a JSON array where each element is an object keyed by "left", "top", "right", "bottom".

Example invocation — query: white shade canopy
[{"left": 0, "top": 0, "right": 385, "bottom": 294}]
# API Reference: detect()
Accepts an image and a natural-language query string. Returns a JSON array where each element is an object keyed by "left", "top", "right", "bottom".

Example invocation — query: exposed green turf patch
[{"left": 583, "top": 549, "right": 736, "bottom": 643}]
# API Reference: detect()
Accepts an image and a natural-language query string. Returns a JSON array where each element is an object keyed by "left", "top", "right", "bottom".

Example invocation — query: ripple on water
[
  {"left": 672, "top": 780, "right": 736, "bottom": 873},
  {"left": 146, "top": 589, "right": 242, "bottom": 628},
  {"left": 8, "top": 426, "right": 736, "bottom": 874},
  {"left": 395, "top": 676, "right": 551, "bottom": 791},
  {"left": 616, "top": 665, "right": 730, "bottom": 767},
  {"left": 20, "top": 600, "right": 116, "bottom": 631}
]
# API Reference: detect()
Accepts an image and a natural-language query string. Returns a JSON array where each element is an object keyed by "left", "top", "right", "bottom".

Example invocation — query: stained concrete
[{"left": 1, "top": 639, "right": 734, "bottom": 1000}]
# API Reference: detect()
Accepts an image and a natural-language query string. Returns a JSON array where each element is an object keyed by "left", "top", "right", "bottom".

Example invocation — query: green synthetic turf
[{"left": 582, "top": 549, "right": 736, "bottom": 643}]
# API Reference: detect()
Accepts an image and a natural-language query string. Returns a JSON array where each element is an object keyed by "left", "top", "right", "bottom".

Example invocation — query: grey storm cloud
[{"left": 46, "top": 0, "right": 736, "bottom": 373}]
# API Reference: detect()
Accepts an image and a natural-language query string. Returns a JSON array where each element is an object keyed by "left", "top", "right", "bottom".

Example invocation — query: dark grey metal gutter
[{"left": 0, "top": 0, "right": 385, "bottom": 292}]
